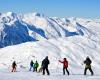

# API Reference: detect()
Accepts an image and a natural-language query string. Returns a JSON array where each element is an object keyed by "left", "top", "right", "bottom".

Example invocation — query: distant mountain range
[{"left": 0, "top": 12, "right": 100, "bottom": 48}]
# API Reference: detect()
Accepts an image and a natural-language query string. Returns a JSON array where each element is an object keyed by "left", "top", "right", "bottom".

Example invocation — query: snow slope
[
  {"left": 0, "top": 36, "right": 100, "bottom": 80},
  {"left": 0, "top": 36, "right": 100, "bottom": 68}
]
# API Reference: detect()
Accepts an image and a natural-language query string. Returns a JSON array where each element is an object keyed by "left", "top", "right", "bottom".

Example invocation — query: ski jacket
[
  {"left": 30, "top": 61, "right": 34, "bottom": 67},
  {"left": 42, "top": 58, "right": 50, "bottom": 68},
  {"left": 34, "top": 62, "right": 39, "bottom": 68},
  {"left": 59, "top": 60, "right": 68, "bottom": 68},
  {"left": 12, "top": 61, "right": 17, "bottom": 68},
  {"left": 84, "top": 58, "right": 92, "bottom": 66}
]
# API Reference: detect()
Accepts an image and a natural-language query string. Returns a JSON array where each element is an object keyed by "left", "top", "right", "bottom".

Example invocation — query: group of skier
[
  {"left": 29, "top": 60, "right": 39, "bottom": 72},
  {"left": 29, "top": 56, "right": 50, "bottom": 75},
  {"left": 11, "top": 56, "right": 94, "bottom": 76},
  {"left": 11, "top": 56, "right": 50, "bottom": 75}
]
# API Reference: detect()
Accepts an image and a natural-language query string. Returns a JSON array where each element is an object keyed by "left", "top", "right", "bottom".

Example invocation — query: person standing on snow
[
  {"left": 59, "top": 58, "right": 70, "bottom": 75},
  {"left": 29, "top": 60, "right": 34, "bottom": 71},
  {"left": 12, "top": 61, "right": 17, "bottom": 72},
  {"left": 34, "top": 61, "right": 39, "bottom": 72},
  {"left": 84, "top": 56, "right": 94, "bottom": 75},
  {"left": 38, "top": 63, "right": 43, "bottom": 73},
  {"left": 42, "top": 56, "right": 50, "bottom": 75}
]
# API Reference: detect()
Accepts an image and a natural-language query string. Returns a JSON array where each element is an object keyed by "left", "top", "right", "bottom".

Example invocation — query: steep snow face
[
  {"left": 0, "top": 12, "right": 48, "bottom": 48},
  {"left": 0, "top": 14, "right": 36, "bottom": 47},
  {"left": 23, "top": 14, "right": 79, "bottom": 38},
  {"left": 0, "top": 12, "right": 100, "bottom": 49}
]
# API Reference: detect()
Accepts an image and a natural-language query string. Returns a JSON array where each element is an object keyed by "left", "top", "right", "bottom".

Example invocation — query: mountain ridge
[{"left": 0, "top": 12, "right": 100, "bottom": 48}]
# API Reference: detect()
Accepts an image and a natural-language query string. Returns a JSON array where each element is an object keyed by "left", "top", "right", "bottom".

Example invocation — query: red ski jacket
[{"left": 59, "top": 60, "right": 68, "bottom": 68}]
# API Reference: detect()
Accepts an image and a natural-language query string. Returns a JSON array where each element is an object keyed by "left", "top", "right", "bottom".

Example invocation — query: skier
[
  {"left": 38, "top": 64, "right": 43, "bottom": 73},
  {"left": 34, "top": 61, "right": 39, "bottom": 72},
  {"left": 42, "top": 56, "right": 50, "bottom": 75},
  {"left": 59, "top": 58, "right": 69, "bottom": 75},
  {"left": 29, "top": 60, "right": 34, "bottom": 71},
  {"left": 84, "top": 56, "right": 94, "bottom": 75},
  {"left": 12, "top": 61, "right": 17, "bottom": 72},
  {"left": 38, "top": 62, "right": 44, "bottom": 73}
]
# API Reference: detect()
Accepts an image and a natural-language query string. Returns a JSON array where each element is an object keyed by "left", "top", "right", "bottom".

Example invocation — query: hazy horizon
[{"left": 0, "top": 0, "right": 100, "bottom": 19}]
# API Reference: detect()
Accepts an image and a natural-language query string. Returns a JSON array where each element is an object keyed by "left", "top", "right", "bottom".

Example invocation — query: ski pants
[
  {"left": 12, "top": 67, "right": 16, "bottom": 72},
  {"left": 43, "top": 67, "right": 50, "bottom": 75},
  {"left": 34, "top": 67, "right": 38, "bottom": 72},
  {"left": 84, "top": 67, "right": 94, "bottom": 75},
  {"left": 63, "top": 67, "right": 69, "bottom": 75},
  {"left": 29, "top": 66, "right": 34, "bottom": 71}
]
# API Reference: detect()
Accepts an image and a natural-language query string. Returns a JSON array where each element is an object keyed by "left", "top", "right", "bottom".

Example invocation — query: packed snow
[{"left": 0, "top": 12, "right": 100, "bottom": 80}]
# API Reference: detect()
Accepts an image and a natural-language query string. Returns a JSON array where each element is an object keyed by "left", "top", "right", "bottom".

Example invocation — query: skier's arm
[
  {"left": 48, "top": 60, "right": 50, "bottom": 64},
  {"left": 90, "top": 59, "right": 92, "bottom": 64},
  {"left": 59, "top": 60, "right": 63, "bottom": 63},
  {"left": 84, "top": 60, "right": 86, "bottom": 64}
]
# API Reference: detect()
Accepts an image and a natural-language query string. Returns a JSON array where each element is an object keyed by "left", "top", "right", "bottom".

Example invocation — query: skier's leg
[
  {"left": 12, "top": 68, "right": 14, "bottom": 72},
  {"left": 29, "top": 66, "right": 32, "bottom": 71},
  {"left": 36, "top": 67, "right": 37, "bottom": 72},
  {"left": 89, "top": 68, "right": 94, "bottom": 75},
  {"left": 46, "top": 67, "right": 50, "bottom": 75},
  {"left": 39, "top": 67, "right": 42, "bottom": 72},
  {"left": 13, "top": 68, "right": 15, "bottom": 72},
  {"left": 12, "top": 67, "right": 15, "bottom": 72},
  {"left": 63, "top": 67, "right": 65, "bottom": 75},
  {"left": 84, "top": 68, "right": 87, "bottom": 75},
  {"left": 33, "top": 67, "right": 35, "bottom": 72},
  {"left": 66, "top": 68, "right": 69, "bottom": 75},
  {"left": 14, "top": 67, "right": 16, "bottom": 72},
  {"left": 43, "top": 68, "right": 45, "bottom": 75}
]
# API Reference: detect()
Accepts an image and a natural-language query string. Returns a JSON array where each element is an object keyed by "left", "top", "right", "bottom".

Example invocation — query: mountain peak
[
  {"left": 6, "top": 12, "right": 17, "bottom": 18},
  {"left": 32, "top": 12, "right": 45, "bottom": 17}
]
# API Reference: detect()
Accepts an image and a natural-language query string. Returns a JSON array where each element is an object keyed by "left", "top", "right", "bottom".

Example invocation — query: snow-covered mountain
[
  {"left": 0, "top": 12, "right": 46, "bottom": 48},
  {"left": 0, "top": 12, "right": 100, "bottom": 72},
  {"left": 0, "top": 12, "right": 100, "bottom": 48}
]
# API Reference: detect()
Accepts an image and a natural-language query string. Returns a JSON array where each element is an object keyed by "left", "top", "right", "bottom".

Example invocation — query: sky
[{"left": 0, "top": 0, "right": 100, "bottom": 19}]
